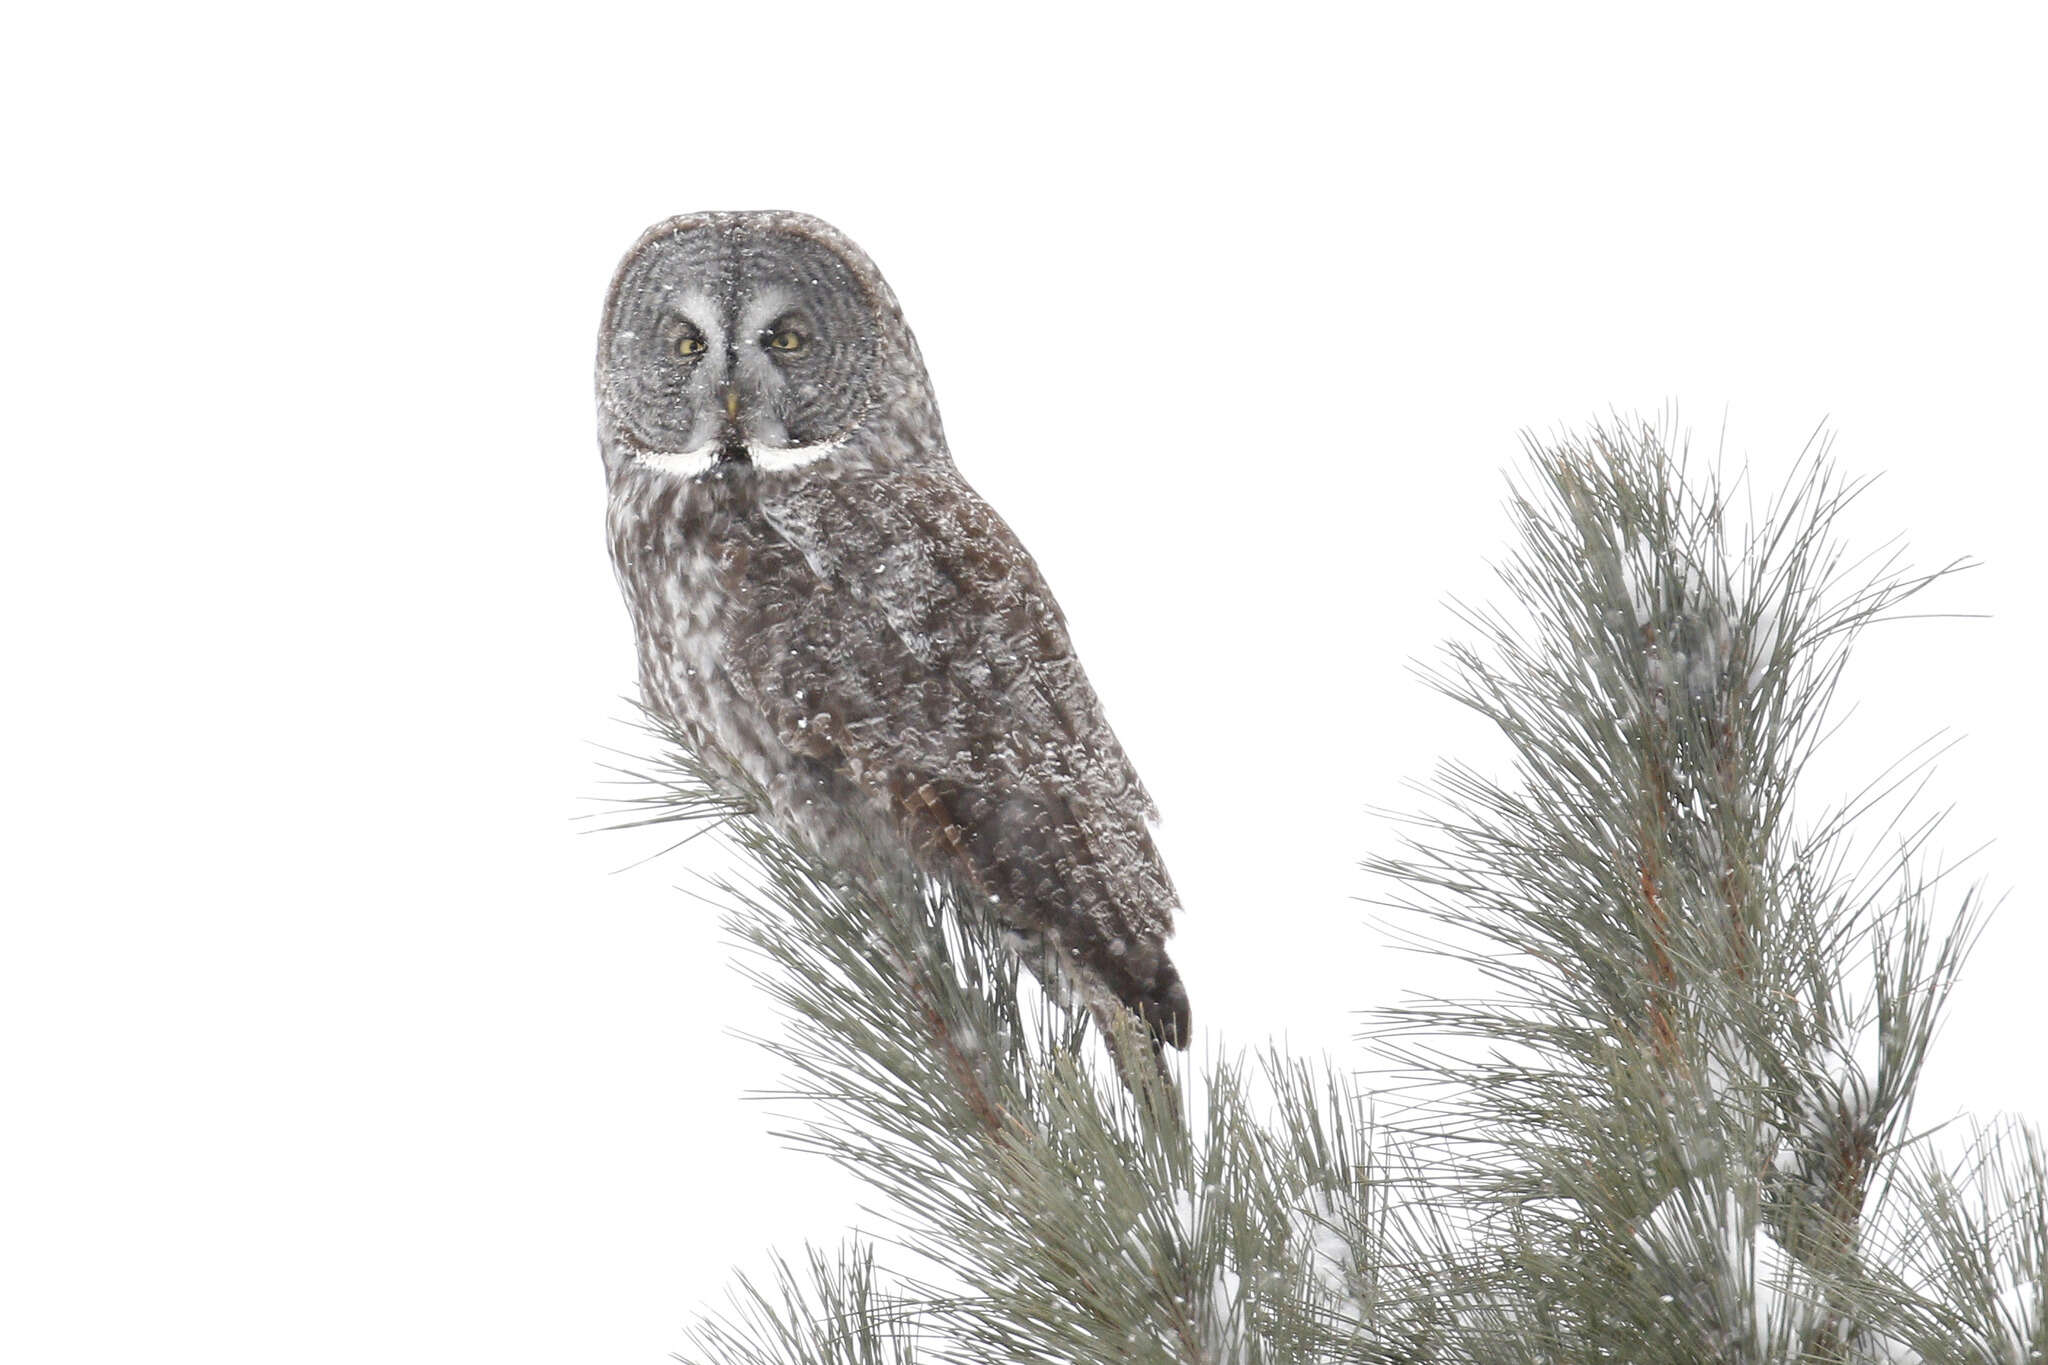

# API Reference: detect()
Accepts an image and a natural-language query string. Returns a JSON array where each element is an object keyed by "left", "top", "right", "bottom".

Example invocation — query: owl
[{"left": 596, "top": 211, "right": 1189, "bottom": 1052}]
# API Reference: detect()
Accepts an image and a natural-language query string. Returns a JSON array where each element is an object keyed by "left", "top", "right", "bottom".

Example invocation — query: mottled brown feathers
[{"left": 598, "top": 211, "right": 1189, "bottom": 1049}]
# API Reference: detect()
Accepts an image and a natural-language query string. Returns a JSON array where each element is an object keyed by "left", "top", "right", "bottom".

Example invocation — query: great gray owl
[{"left": 596, "top": 211, "right": 1189, "bottom": 1050}]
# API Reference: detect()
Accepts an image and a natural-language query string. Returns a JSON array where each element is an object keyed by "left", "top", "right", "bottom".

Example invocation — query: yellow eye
[
  {"left": 767, "top": 329, "right": 804, "bottom": 352},
  {"left": 676, "top": 334, "right": 706, "bottom": 357}
]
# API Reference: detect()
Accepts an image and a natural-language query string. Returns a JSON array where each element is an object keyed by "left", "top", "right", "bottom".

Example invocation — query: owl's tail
[
  {"left": 1085, "top": 958, "right": 1191, "bottom": 1106},
  {"left": 1006, "top": 922, "right": 1191, "bottom": 1057},
  {"left": 1084, "top": 939, "right": 1190, "bottom": 1059},
  {"left": 1137, "top": 959, "right": 1192, "bottom": 1053}
]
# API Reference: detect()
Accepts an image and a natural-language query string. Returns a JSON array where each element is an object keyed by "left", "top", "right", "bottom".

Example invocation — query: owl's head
[{"left": 596, "top": 211, "right": 932, "bottom": 473}]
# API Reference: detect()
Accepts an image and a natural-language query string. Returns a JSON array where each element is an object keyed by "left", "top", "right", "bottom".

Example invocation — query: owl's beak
[{"left": 714, "top": 382, "right": 749, "bottom": 464}]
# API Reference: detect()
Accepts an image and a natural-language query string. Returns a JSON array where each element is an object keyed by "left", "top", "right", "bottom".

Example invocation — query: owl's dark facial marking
[{"left": 600, "top": 216, "right": 882, "bottom": 462}]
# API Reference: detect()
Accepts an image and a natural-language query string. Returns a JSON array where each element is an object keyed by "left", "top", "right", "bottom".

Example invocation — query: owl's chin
[{"left": 717, "top": 440, "right": 751, "bottom": 466}]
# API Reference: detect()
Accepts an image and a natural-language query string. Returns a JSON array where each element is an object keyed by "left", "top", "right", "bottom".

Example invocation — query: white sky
[{"left": 6, "top": 5, "right": 2044, "bottom": 1362}]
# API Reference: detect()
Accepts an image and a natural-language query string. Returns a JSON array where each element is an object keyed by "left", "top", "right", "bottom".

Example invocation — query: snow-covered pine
[
  {"left": 1363, "top": 418, "right": 2021, "bottom": 1362},
  {"left": 608, "top": 417, "right": 2041, "bottom": 1364}
]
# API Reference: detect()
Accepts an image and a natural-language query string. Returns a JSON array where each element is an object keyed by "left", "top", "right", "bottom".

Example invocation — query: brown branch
[
  {"left": 1636, "top": 624, "right": 1681, "bottom": 1069},
  {"left": 888, "top": 939, "right": 1013, "bottom": 1145}
]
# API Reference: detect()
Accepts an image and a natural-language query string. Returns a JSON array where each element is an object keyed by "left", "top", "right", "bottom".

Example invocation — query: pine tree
[{"left": 601, "top": 418, "right": 2045, "bottom": 1364}]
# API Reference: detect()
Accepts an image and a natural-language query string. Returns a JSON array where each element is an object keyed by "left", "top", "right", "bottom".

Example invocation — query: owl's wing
[{"left": 741, "top": 461, "right": 1189, "bottom": 1047}]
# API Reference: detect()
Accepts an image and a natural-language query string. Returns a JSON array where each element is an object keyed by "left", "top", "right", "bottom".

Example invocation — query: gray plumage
[{"left": 596, "top": 211, "right": 1189, "bottom": 1049}]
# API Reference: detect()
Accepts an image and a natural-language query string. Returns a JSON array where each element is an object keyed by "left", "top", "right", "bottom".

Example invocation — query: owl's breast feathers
[{"left": 609, "top": 455, "right": 1189, "bottom": 1048}]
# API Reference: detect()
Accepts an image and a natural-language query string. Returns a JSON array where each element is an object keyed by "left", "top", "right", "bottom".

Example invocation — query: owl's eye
[
  {"left": 676, "top": 334, "right": 707, "bottom": 357},
  {"left": 766, "top": 329, "right": 805, "bottom": 353}
]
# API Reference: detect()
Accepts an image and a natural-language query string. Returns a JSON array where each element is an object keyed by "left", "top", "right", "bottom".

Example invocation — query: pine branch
[
  {"left": 1872, "top": 1121, "right": 2048, "bottom": 1361},
  {"left": 609, "top": 713, "right": 1442, "bottom": 1363},
  {"left": 677, "top": 1241, "right": 925, "bottom": 1365},
  {"left": 598, "top": 415, "right": 2030, "bottom": 1365},
  {"left": 1362, "top": 416, "right": 1993, "bottom": 1360}
]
